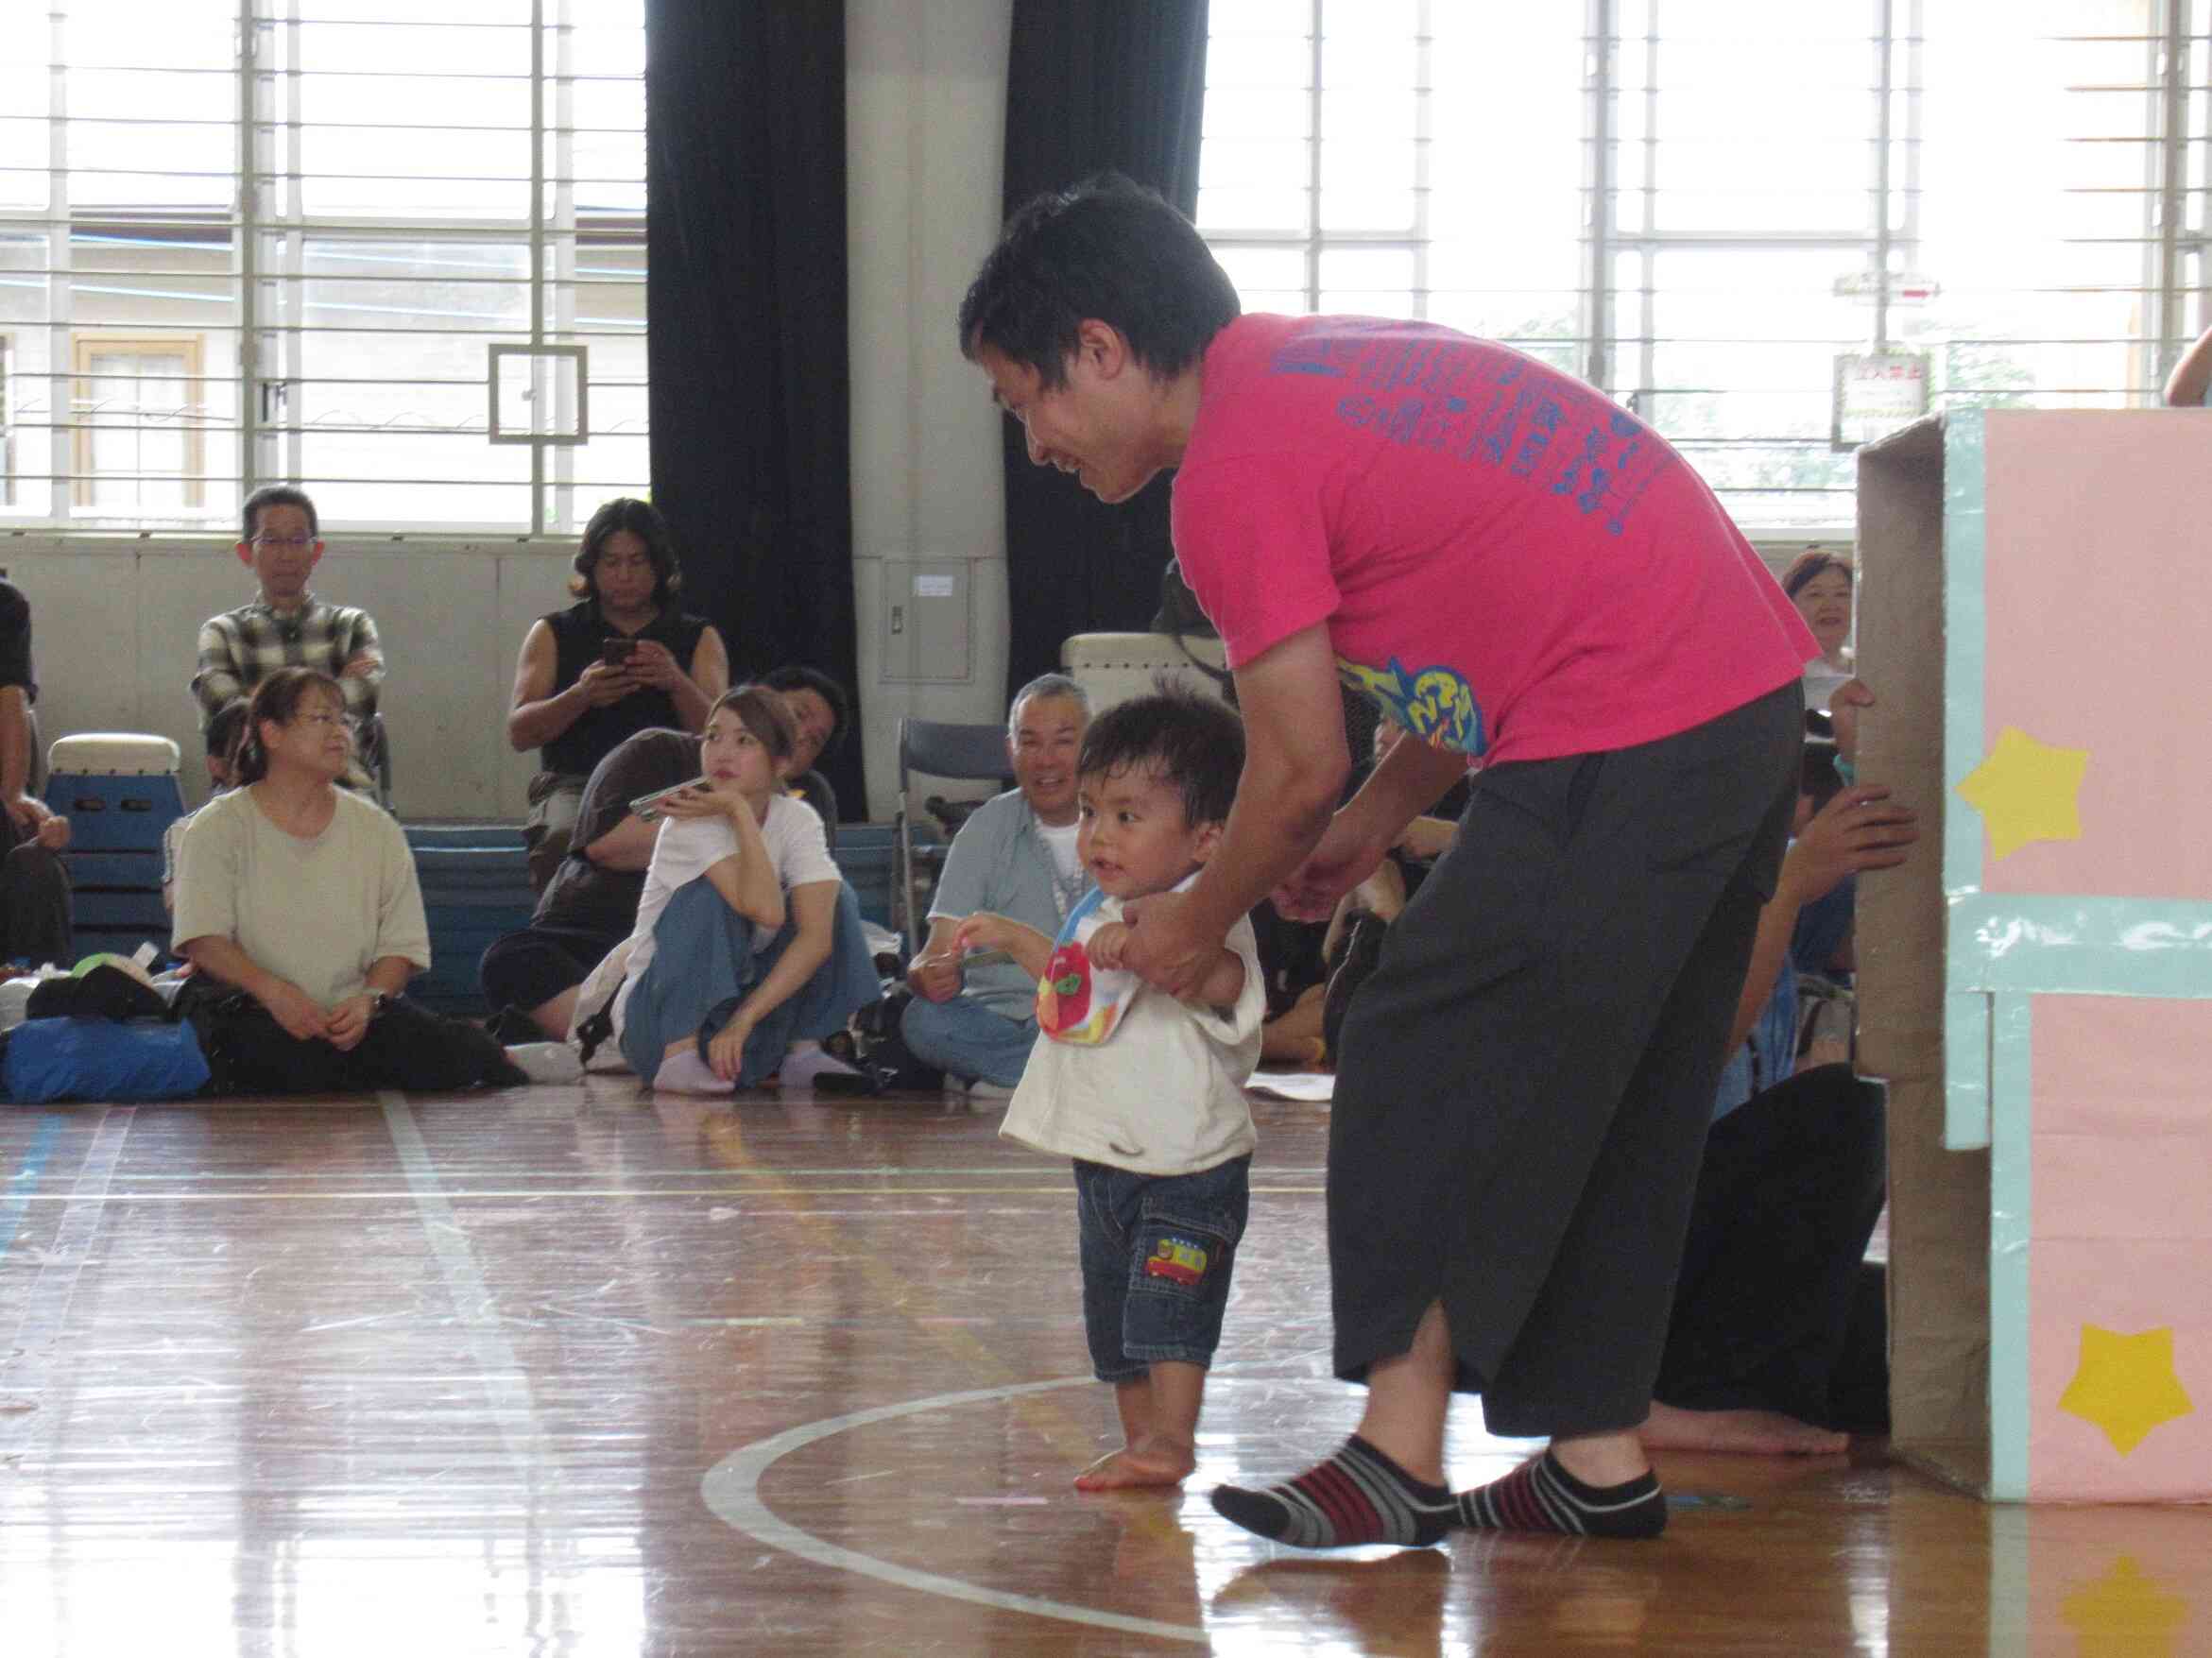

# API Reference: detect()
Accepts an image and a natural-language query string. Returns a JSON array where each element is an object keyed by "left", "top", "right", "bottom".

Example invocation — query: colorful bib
[{"left": 1036, "top": 886, "right": 1140, "bottom": 1046}]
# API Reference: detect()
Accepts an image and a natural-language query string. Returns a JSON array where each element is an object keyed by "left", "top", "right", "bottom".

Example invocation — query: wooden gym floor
[{"left": 1, "top": 1083, "right": 2205, "bottom": 1655}]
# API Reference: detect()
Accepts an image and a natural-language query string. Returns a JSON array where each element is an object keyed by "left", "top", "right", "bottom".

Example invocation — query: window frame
[
  {"left": 70, "top": 331, "right": 209, "bottom": 511},
  {"left": 1196, "top": 0, "right": 2207, "bottom": 538},
  {"left": 0, "top": 0, "right": 645, "bottom": 538}
]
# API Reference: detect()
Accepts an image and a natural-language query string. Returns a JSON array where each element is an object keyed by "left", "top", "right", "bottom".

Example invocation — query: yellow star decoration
[
  {"left": 2056, "top": 1325, "right": 2194, "bottom": 1457},
  {"left": 2059, "top": 1555, "right": 2193, "bottom": 1658},
  {"left": 1954, "top": 726, "right": 2089, "bottom": 862}
]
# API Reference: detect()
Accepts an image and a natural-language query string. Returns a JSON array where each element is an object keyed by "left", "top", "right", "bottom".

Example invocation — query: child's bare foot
[
  {"left": 1638, "top": 1401, "right": 1849, "bottom": 1455},
  {"left": 1074, "top": 1437, "right": 1196, "bottom": 1491}
]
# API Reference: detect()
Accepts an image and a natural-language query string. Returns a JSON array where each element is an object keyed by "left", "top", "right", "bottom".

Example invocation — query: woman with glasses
[{"left": 171, "top": 666, "right": 522, "bottom": 1093}]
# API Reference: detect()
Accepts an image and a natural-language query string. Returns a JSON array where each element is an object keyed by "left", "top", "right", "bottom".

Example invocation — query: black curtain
[
  {"left": 644, "top": 2, "right": 865, "bottom": 819},
  {"left": 998, "top": 1, "right": 1211, "bottom": 703}
]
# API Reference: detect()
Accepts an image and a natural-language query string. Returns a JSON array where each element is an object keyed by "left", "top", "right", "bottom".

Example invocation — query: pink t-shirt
[{"left": 1170, "top": 315, "right": 1817, "bottom": 764}]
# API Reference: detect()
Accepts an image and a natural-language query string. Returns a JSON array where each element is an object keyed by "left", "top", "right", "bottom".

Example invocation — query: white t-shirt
[
  {"left": 1000, "top": 902, "right": 1265, "bottom": 1176},
  {"left": 1037, "top": 817, "right": 1083, "bottom": 891},
  {"left": 610, "top": 793, "right": 840, "bottom": 1034},
  {"left": 171, "top": 786, "right": 431, "bottom": 1007}
]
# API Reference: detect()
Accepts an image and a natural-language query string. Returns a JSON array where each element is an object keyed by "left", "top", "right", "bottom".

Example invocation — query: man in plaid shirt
[{"left": 192, "top": 486, "right": 385, "bottom": 795}]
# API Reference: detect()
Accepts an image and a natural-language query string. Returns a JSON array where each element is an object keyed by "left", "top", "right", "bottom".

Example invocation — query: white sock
[
  {"left": 652, "top": 1049, "right": 729, "bottom": 1094},
  {"left": 504, "top": 1042, "right": 582, "bottom": 1085},
  {"left": 777, "top": 1039, "right": 862, "bottom": 1087}
]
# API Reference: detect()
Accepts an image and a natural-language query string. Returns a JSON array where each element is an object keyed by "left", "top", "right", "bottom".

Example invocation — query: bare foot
[
  {"left": 1638, "top": 1401, "right": 1849, "bottom": 1455},
  {"left": 1073, "top": 1438, "right": 1196, "bottom": 1491}
]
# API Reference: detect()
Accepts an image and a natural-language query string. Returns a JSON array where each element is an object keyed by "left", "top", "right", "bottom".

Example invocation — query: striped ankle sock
[
  {"left": 1209, "top": 1436, "right": 1454, "bottom": 1549},
  {"left": 1452, "top": 1452, "right": 1667, "bottom": 1539}
]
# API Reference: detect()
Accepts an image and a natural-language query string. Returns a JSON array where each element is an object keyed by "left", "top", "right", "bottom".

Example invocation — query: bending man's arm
[
  {"left": 2167, "top": 324, "right": 2212, "bottom": 406},
  {"left": 1119, "top": 625, "right": 1352, "bottom": 998}
]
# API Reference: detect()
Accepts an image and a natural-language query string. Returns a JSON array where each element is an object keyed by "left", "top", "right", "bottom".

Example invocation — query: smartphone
[
  {"left": 630, "top": 777, "right": 710, "bottom": 821},
  {"left": 602, "top": 637, "right": 639, "bottom": 666}
]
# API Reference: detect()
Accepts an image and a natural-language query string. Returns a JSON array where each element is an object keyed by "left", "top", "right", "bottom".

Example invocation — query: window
[
  {"left": 1199, "top": 0, "right": 2210, "bottom": 534},
  {"left": 0, "top": 0, "right": 646, "bottom": 535},
  {"left": 73, "top": 334, "right": 207, "bottom": 511}
]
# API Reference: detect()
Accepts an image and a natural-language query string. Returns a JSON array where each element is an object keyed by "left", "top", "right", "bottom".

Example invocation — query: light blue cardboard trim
[
  {"left": 1942, "top": 410, "right": 1992, "bottom": 1136},
  {"left": 1942, "top": 407, "right": 1990, "bottom": 903},
  {"left": 1987, "top": 991, "right": 2033, "bottom": 1502},
  {"left": 1947, "top": 897, "right": 2212, "bottom": 998},
  {"left": 1944, "top": 990, "right": 1993, "bottom": 1151}
]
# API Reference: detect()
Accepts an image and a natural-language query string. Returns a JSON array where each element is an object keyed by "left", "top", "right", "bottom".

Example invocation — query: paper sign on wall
[{"left": 1834, "top": 350, "right": 1931, "bottom": 451}]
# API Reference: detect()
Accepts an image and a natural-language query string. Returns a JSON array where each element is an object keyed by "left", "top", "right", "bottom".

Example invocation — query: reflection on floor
[{"left": 1, "top": 1084, "right": 2204, "bottom": 1655}]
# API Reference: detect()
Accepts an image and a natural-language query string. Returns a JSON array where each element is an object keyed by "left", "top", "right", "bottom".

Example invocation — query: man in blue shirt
[{"left": 901, "top": 674, "right": 1090, "bottom": 1094}]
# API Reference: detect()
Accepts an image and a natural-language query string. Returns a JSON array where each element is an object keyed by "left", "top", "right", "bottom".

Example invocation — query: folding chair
[{"left": 893, "top": 717, "right": 1013, "bottom": 955}]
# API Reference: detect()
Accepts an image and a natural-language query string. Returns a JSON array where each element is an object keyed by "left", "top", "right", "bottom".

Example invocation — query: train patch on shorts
[{"left": 1145, "top": 1236, "right": 1210, "bottom": 1288}]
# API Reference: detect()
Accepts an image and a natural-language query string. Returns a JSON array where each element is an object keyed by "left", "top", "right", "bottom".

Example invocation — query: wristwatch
[{"left": 369, "top": 989, "right": 392, "bottom": 1019}]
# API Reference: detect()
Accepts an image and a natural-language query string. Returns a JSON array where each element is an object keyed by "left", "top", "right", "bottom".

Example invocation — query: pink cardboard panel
[
  {"left": 2033, "top": 1135, "right": 2212, "bottom": 1241},
  {"left": 2031, "top": 995, "right": 2212, "bottom": 1137},
  {"left": 1980, "top": 411, "right": 2212, "bottom": 897},
  {"left": 2028, "top": 1238, "right": 2211, "bottom": 1501}
]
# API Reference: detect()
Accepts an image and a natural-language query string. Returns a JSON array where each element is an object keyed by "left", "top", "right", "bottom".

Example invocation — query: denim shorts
[{"left": 1073, "top": 1154, "right": 1252, "bottom": 1382}]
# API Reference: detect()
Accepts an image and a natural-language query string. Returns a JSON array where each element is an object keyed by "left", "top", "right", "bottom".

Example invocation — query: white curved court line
[{"left": 699, "top": 1376, "right": 1209, "bottom": 1645}]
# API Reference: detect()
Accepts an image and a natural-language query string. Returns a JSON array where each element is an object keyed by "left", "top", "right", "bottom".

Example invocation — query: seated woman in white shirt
[
  {"left": 609, "top": 685, "right": 878, "bottom": 1092},
  {"left": 172, "top": 666, "right": 521, "bottom": 1092}
]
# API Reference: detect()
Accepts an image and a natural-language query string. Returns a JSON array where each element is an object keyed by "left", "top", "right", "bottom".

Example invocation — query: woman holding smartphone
[
  {"left": 506, "top": 497, "right": 730, "bottom": 893},
  {"left": 608, "top": 686, "right": 878, "bottom": 1091}
]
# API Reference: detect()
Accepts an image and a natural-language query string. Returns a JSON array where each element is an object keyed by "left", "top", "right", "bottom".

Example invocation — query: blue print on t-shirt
[
  {"left": 1272, "top": 332, "right": 1675, "bottom": 536},
  {"left": 1339, "top": 657, "right": 1484, "bottom": 758}
]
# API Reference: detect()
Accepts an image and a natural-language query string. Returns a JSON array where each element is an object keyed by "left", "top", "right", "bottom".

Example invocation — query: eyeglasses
[{"left": 251, "top": 533, "right": 316, "bottom": 549}]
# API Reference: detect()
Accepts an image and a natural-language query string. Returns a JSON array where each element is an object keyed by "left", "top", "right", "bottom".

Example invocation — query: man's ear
[
  {"left": 234, "top": 540, "right": 255, "bottom": 569},
  {"left": 1073, "top": 318, "right": 1132, "bottom": 379}
]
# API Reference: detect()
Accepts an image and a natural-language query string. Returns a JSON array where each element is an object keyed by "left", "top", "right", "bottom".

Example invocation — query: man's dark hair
[
  {"left": 1076, "top": 687, "right": 1243, "bottom": 829},
  {"left": 242, "top": 484, "right": 319, "bottom": 542},
  {"left": 957, "top": 173, "right": 1242, "bottom": 391},
  {"left": 759, "top": 664, "right": 851, "bottom": 755},
  {"left": 571, "top": 496, "right": 681, "bottom": 607}
]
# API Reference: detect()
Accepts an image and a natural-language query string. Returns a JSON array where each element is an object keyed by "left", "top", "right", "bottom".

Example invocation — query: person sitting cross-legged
[
  {"left": 900, "top": 673, "right": 1091, "bottom": 1097},
  {"left": 172, "top": 668, "right": 523, "bottom": 1093}
]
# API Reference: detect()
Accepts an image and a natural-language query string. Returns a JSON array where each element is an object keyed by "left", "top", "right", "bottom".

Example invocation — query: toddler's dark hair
[{"left": 1076, "top": 686, "right": 1243, "bottom": 828}]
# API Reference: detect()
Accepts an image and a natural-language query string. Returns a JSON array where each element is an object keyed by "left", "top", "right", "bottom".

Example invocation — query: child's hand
[
  {"left": 1086, "top": 920, "right": 1131, "bottom": 970},
  {"left": 953, "top": 913, "right": 1013, "bottom": 955}
]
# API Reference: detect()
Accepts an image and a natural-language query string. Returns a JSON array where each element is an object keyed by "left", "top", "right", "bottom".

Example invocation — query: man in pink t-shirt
[{"left": 959, "top": 175, "right": 1813, "bottom": 1548}]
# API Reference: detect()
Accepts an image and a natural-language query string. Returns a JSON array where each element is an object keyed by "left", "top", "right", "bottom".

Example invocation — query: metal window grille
[
  {"left": 0, "top": 0, "right": 646, "bottom": 536},
  {"left": 1199, "top": 0, "right": 2211, "bottom": 535}
]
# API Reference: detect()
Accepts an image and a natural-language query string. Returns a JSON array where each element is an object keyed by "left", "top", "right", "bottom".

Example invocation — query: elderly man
[{"left": 900, "top": 673, "right": 1089, "bottom": 1095}]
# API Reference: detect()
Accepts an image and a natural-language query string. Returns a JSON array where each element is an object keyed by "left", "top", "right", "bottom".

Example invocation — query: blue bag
[{"left": 3, "top": 1017, "right": 211, "bottom": 1104}]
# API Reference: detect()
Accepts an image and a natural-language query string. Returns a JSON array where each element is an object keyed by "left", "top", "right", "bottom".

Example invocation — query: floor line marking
[
  {"left": 2, "top": 1107, "right": 133, "bottom": 1405},
  {"left": 379, "top": 1092, "right": 558, "bottom": 1483},
  {"left": 0, "top": 1186, "right": 1324, "bottom": 1203},
  {"left": 700, "top": 1377, "right": 1208, "bottom": 1646},
  {"left": 0, "top": 1115, "right": 67, "bottom": 1265}
]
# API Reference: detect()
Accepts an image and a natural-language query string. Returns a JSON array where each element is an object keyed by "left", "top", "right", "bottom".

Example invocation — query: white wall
[
  {"left": 6, "top": 0, "right": 1019, "bottom": 824},
  {"left": 846, "top": 0, "right": 1016, "bottom": 818},
  {"left": 1, "top": 535, "right": 572, "bottom": 818}
]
